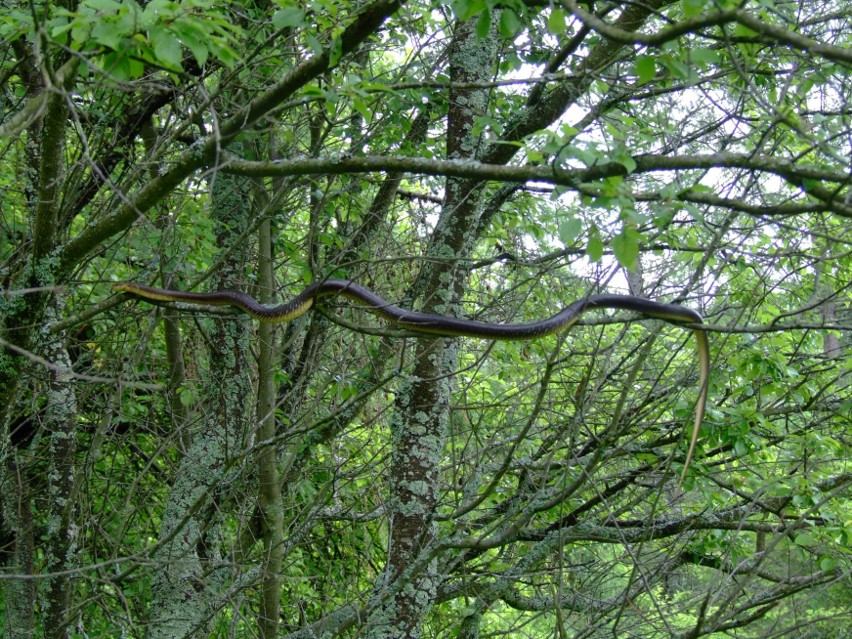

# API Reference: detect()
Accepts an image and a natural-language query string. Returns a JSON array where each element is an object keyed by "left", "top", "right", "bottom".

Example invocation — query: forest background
[{"left": 0, "top": 0, "right": 850, "bottom": 638}]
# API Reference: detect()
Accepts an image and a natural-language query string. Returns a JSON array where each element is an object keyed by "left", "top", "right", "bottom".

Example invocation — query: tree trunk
[{"left": 148, "top": 167, "right": 254, "bottom": 638}]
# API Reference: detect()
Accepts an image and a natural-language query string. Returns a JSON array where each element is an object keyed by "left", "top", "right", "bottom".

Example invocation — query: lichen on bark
[{"left": 148, "top": 165, "right": 254, "bottom": 639}]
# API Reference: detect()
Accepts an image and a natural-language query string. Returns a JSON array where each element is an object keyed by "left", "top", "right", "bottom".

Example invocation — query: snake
[{"left": 114, "top": 280, "right": 709, "bottom": 483}]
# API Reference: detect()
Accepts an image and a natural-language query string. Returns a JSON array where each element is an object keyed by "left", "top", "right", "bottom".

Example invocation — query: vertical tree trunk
[
  {"left": 365, "top": 17, "right": 498, "bottom": 638},
  {"left": 1, "top": 59, "right": 80, "bottom": 639},
  {"left": 257, "top": 210, "right": 285, "bottom": 638},
  {"left": 148, "top": 166, "right": 254, "bottom": 639},
  {"left": 41, "top": 308, "right": 79, "bottom": 639},
  {"left": 0, "top": 458, "right": 36, "bottom": 639}
]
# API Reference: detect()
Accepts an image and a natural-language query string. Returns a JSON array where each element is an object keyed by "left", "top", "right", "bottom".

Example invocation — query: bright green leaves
[
  {"left": 474, "top": 11, "right": 492, "bottom": 39},
  {"left": 611, "top": 148, "right": 637, "bottom": 174},
  {"left": 634, "top": 55, "right": 656, "bottom": 85},
  {"left": 178, "top": 385, "right": 198, "bottom": 408},
  {"left": 539, "top": 126, "right": 643, "bottom": 269},
  {"left": 681, "top": 0, "right": 712, "bottom": 19},
  {"left": 557, "top": 217, "right": 583, "bottom": 246},
  {"left": 451, "top": 0, "right": 528, "bottom": 38},
  {"left": 150, "top": 26, "right": 183, "bottom": 69},
  {"left": 715, "top": 404, "right": 762, "bottom": 459},
  {"left": 632, "top": 19, "right": 722, "bottom": 88},
  {"left": 611, "top": 225, "right": 640, "bottom": 270},
  {"left": 328, "top": 37, "right": 344, "bottom": 68},
  {"left": 49, "top": 0, "right": 241, "bottom": 81},
  {"left": 542, "top": 146, "right": 644, "bottom": 269},
  {"left": 546, "top": 8, "right": 567, "bottom": 36},
  {"left": 586, "top": 228, "right": 604, "bottom": 262},
  {"left": 498, "top": 9, "right": 524, "bottom": 38},
  {"left": 658, "top": 53, "right": 693, "bottom": 82}
]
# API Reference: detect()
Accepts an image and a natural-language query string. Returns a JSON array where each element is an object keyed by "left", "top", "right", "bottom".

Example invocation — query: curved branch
[
  {"left": 222, "top": 153, "right": 851, "bottom": 216},
  {"left": 563, "top": 0, "right": 852, "bottom": 65}
]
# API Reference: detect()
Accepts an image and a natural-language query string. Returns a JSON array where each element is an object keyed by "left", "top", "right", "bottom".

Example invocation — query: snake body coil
[{"left": 114, "top": 280, "right": 709, "bottom": 483}]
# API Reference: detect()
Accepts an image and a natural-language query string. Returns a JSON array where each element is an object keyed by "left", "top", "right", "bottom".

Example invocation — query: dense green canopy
[{"left": 1, "top": 1, "right": 850, "bottom": 638}]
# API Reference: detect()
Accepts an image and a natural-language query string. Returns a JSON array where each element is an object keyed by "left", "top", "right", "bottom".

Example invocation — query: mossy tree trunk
[
  {"left": 363, "top": 17, "right": 498, "bottom": 637},
  {"left": 148, "top": 167, "right": 254, "bottom": 639}
]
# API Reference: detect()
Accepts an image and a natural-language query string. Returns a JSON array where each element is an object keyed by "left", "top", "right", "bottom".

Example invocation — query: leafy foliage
[{"left": 1, "top": 0, "right": 850, "bottom": 638}]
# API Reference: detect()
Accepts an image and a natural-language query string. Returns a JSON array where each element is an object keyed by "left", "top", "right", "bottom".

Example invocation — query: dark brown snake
[{"left": 115, "top": 280, "right": 709, "bottom": 483}]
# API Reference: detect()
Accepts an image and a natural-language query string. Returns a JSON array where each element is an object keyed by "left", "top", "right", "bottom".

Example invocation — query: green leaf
[
  {"left": 587, "top": 231, "right": 604, "bottom": 262},
  {"left": 472, "top": 115, "right": 493, "bottom": 137},
  {"left": 612, "top": 226, "right": 639, "bottom": 269},
  {"left": 273, "top": 7, "right": 306, "bottom": 30},
  {"left": 499, "top": 9, "right": 522, "bottom": 38},
  {"left": 175, "top": 27, "right": 209, "bottom": 66},
  {"left": 475, "top": 11, "right": 491, "bottom": 39},
  {"left": 661, "top": 55, "right": 690, "bottom": 80},
  {"left": 305, "top": 33, "right": 323, "bottom": 55},
  {"left": 682, "top": 0, "right": 709, "bottom": 19},
  {"left": 328, "top": 36, "right": 343, "bottom": 67},
  {"left": 84, "top": 0, "right": 123, "bottom": 10},
  {"left": 51, "top": 21, "right": 75, "bottom": 38},
  {"left": 178, "top": 386, "right": 196, "bottom": 408},
  {"left": 794, "top": 532, "right": 817, "bottom": 547},
  {"left": 547, "top": 8, "right": 566, "bottom": 35},
  {"left": 452, "top": 0, "right": 487, "bottom": 21},
  {"left": 92, "top": 20, "right": 123, "bottom": 50},
  {"left": 634, "top": 55, "right": 656, "bottom": 85},
  {"left": 568, "top": 145, "right": 599, "bottom": 167},
  {"left": 613, "top": 151, "right": 636, "bottom": 173},
  {"left": 558, "top": 218, "right": 583, "bottom": 246},
  {"left": 150, "top": 26, "right": 182, "bottom": 69},
  {"left": 141, "top": 0, "right": 176, "bottom": 29},
  {"left": 71, "top": 20, "right": 93, "bottom": 46},
  {"left": 801, "top": 178, "right": 819, "bottom": 192},
  {"left": 734, "top": 23, "right": 759, "bottom": 38},
  {"left": 102, "top": 51, "right": 134, "bottom": 81},
  {"left": 691, "top": 47, "right": 720, "bottom": 66}
]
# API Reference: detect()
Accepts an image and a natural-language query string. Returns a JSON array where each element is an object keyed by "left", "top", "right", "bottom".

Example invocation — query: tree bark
[
  {"left": 148, "top": 166, "right": 254, "bottom": 639},
  {"left": 364, "top": 17, "right": 498, "bottom": 638}
]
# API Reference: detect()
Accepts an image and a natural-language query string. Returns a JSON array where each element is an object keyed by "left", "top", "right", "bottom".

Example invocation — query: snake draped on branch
[{"left": 114, "top": 279, "right": 710, "bottom": 484}]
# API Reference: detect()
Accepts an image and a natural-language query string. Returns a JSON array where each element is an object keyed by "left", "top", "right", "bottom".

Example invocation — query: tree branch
[
  {"left": 56, "top": 0, "right": 406, "bottom": 275},
  {"left": 221, "top": 153, "right": 851, "bottom": 215}
]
